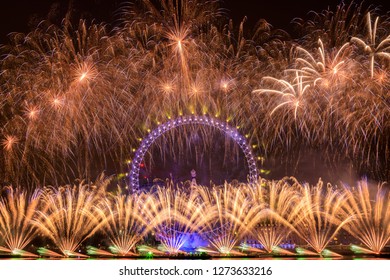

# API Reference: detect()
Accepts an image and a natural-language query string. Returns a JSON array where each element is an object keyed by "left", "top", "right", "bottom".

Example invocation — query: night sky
[{"left": 1, "top": 0, "right": 389, "bottom": 43}]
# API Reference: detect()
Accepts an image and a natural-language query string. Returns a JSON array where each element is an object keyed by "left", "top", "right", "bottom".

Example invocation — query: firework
[
  {"left": 290, "top": 179, "right": 351, "bottom": 255},
  {"left": 254, "top": 71, "right": 311, "bottom": 121},
  {"left": 0, "top": 176, "right": 386, "bottom": 257},
  {"left": 351, "top": 12, "right": 390, "bottom": 78},
  {"left": 94, "top": 190, "right": 148, "bottom": 256},
  {"left": 342, "top": 179, "right": 390, "bottom": 254},
  {"left": 195, "top": 183, "right": 259, "bottom": 255},
  {"left": 247, "top": 179, "right": 301, "bottom": 253},
  {"left": 0, "top": 1, "right": 388, "bottom": 185},
  {"left": 142, "top": 185, "right": 204, "bottom": 254},
  {"left": 0, "top": 186, "right": 42, "bottom": 256},
  {"left": 33, "top": 181, "right": 107, "bottom": 257},
  {"left": 294, "top": 39, "right": 352, "bottom": 88}
]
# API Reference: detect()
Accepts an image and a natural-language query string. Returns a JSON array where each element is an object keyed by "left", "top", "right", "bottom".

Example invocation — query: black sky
[{"left": 0, "top": 0, "right": 389, "bottom": 43}]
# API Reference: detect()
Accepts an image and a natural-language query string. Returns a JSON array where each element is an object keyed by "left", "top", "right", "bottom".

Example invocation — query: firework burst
[
  {"left": 342, "top": 179, "right": 390, "bottom": 254},
  {"left": 247, "top": 179, "right": 301, "bottom": 253},
  {"left": 33, "top": 180, "right": 107, "bottom": 257},
  {"left": 142, "top": 185, "right": 204, "bottom": 254},
  {"left": 94, "top": 190, "right": 148, "bottom": 256},
  {"left": 290, "top": 179, "right": 351, "bottom": 255},
  {"left": 0, "top": 186, "right": 42, "bottom": 256},
  {"left": 196, "top": 183, "right": 259, "bottom": 255}
]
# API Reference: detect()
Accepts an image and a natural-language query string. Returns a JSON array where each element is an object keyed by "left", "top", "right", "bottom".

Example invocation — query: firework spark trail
[
  {"left": 254, "top": 71, "right": 311, "bottom": 120},
  {"left": 294, "top": 39, "right": 351, "bottom": 88},
  {"left": 196, "top": 183, "right": 259, "bottom": 255},
  {"left": 94, "top": 190, "right": 148, "bottom": 256},
  {"left": 289, "top": 179, "right": 351, "bottom": 255},
  {"left": 33, "top": 181, "right": 107, "bottom": 257},
  {"left": 342, "top": 179, "right": 390, "bottom": 254},
  {"left": 292, "top": 2, "right": 369, "bottom": 48},
  {"left": 0, "top": 186, "right": 42, "bottom": 255},
  {"left": 351, "top": 12, "right": 390, "bottom": 78},
  {"left": 247, "top": 178, "right": 301, "bottom": 253},
  {"left": 142, "top": 185, "right": 204, "bottom": 254}
]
